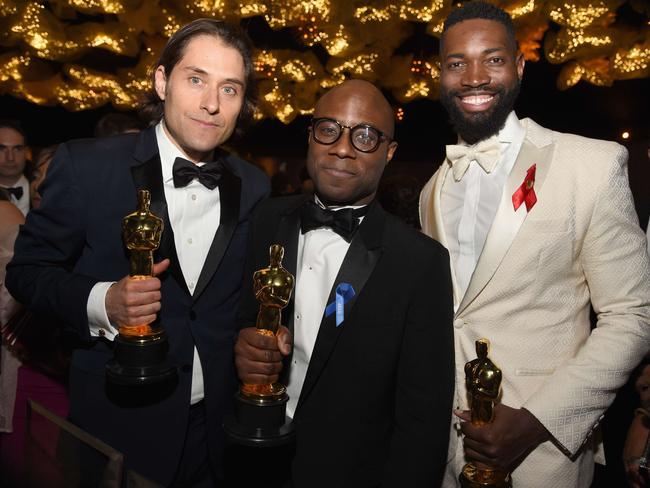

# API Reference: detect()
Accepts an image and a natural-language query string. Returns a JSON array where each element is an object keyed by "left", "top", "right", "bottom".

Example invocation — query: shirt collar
[
  {"left": 314, "top": 193, "right": 367, "bottom": 211},
  {"left": 155, "top": 121, "right": 211, "bottom": 185},
  {"left": 1, "top": 174, "right": 28, "bottom": 191},
  {"left": 456, "top": 111, "right": 524, "bottom": 146},
  {"left": 498, "top": 111, "right": 525, "bottom": 145},
  {"left": 155, "top": 121, "right": 183, "bottom": 184}
]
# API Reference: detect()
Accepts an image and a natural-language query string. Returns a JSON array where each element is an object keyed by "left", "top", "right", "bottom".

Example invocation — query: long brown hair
[{"left": 139, "top": 19, "right": 257, "bottom": 139}]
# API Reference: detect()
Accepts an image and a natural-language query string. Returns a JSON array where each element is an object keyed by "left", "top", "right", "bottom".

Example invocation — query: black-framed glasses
[{"left": 310, "top": 117, "right": 391, "bottom": 153}]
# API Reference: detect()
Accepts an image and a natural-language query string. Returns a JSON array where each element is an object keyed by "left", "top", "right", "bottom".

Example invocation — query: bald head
[
  {"left": 306, "top": 78, "right": 398, "bottom": 206},
  {"left": 315, "top": 79, "right": 395, "bottom": 138}
]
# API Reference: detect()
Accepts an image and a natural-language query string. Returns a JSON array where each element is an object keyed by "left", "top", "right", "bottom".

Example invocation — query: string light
[{"left": 0, "top": 0, "right": 646, "bottom": 122}]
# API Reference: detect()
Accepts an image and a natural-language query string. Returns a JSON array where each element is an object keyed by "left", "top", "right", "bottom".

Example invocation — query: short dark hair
[
  {"left": 0, "top": 118, "right": 34, "bottom": 180},
  {"left": 0, "top": 118, "right": 27, "bottom": 144},
  {"left": 139, "top": 19, "right": 257, "bottom": 139},
  {"left": 441, "top": 1, "right": 517, "bottom": 53},
  {"left": 94, "top": 112, "right": 144, "bottom": 138}
]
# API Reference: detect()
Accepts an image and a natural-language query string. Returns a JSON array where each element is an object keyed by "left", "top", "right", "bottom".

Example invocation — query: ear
[
  {"left": 154, "top": 66, "right": 167, "bottom": 101},
  {"left": 386, "top": 141, "right": 398, "bottom": 164},
  {"left": 516, "top": 51, "right": 525, "bottom": 81}
]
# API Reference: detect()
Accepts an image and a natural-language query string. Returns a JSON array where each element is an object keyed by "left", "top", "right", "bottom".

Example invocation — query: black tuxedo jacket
[
  {"left": 6, "top": 127, "right": 269, "bottom": 484},
  {"left": 239, "top": 196, "right": 455, "bottom": 488}
]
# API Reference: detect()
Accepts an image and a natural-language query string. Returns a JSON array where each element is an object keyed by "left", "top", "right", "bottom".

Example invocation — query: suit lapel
[
  {"left": 192, "top": 166, "right": 241, "bottom": 301},
  {"left": 421, "top": 163, "right": 462, "bottom": 305},
  {"left": 420, "top": 164, "right": 448, "bottom": 247},
  {"left": 274, "top": 197, "right": 305, "bottom": 282},
  {"left": 457, "top": 123, "right": 554, "bottom": 314},
  {"left": 273, "top": 198, "right": 305, "bottom": 386},
  {"left": 296, "top": 201, "right": 384, "bottom": 410},
  {"left": 130, "top": 129, "right": 189, "bottom": 295}
]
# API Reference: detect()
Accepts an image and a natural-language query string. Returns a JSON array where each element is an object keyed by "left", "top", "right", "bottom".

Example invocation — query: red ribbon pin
[{"left": 512, "top": 164, "right": 537, "bottom": 212}]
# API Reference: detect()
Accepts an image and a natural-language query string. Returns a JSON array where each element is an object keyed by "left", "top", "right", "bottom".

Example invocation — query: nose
[
  {"left": 200, "top": 86, "right": 220, "bottom": 114},
  {"left": 329, "top": 128, "right": 356, "bottom": 159},
  {"left": 461, "top": 61, "right": 490, "bottom": 88}
]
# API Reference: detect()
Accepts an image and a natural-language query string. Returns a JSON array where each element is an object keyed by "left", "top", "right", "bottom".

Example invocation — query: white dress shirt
[
  {"left": 441, "top": 112, "right": 525, "bottom": 304},
  {"left": 286, "top": 197, "right": 362, "bottom": 418},
  {"left": 87, "top": 121, "right": 222, "bottom": 404},
  {"left": 1, "top": 174, "right": 29, "bottom": 216}
]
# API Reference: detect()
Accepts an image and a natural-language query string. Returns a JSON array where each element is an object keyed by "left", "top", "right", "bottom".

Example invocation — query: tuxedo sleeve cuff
[{"left": 87, "top": 281, "right": 118, "bottom": 340}]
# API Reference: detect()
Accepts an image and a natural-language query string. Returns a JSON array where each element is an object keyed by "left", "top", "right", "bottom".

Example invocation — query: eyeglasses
[{"left": 310, "top": 117, "right": 391, "bottom": 153}]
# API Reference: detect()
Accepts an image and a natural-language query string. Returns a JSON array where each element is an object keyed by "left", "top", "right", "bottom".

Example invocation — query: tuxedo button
[
  {"left": 189, "top": 310, "right": 197, "bottom": 321},
  {"left": 454, "top": 319, "right": 464, "bottom": 329},
  {"left": 182, "top": 364, "right": 191, "bottom": 373}
]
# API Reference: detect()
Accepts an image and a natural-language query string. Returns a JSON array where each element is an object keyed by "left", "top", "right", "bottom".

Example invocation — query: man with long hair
[{"left": 7, "top": 19, "right": 269, "bottom": 486}]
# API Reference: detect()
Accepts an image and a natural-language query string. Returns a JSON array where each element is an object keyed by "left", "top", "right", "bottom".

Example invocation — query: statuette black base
[
  {"left": 224, "top": 391, "right": 295, "bottom": 447},
  {"left": 106, "top": 331, "right": 176, "bottom": 386}
]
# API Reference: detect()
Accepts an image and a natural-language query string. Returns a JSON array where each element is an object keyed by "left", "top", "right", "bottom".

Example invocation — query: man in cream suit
[{"left": 419, "top": 2, "right": 650, "bottom": 487}]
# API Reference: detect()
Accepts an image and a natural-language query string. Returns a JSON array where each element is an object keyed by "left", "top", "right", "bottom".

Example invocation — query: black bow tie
[
  {"left": 300, "top": 200, "right": 368, "bottom": 242},
  {"left": 172, "top": 157, "right": 223, "bottom": 190},
  {"left": 4, "top": 186, "right": 23, "bottom": 200}
]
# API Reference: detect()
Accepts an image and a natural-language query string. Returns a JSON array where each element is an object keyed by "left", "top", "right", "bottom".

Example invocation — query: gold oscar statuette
[
  {"left": 106, "top": 189, "right": 176, "bottom": 386},
  {"left": 459, "top": 339, "right": 512, "bottom": 488},
  {"left": 240, "top": 244, "right": 295, "bottom": 401},
  {"left": 225, "top": 244, "right": 296, "bottom": 446},
  {"left": 120, "top": 189, "right": 164, "bottom": 339}
]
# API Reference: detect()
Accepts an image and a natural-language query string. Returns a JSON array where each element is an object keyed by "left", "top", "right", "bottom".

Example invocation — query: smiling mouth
[
  {"left": 455, "top": 90, "right": 499, "bottom": 114},
  {"left": 460, "top": 94, "right": 494, "bottom": 106}
]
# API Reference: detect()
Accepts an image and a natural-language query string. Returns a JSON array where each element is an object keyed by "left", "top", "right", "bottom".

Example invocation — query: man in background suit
[
  {"left": 7, "top": 19, "right": 269, "bottom": 486},
  {"left": 418, "top": 2, "right": 650, "bottom": 486},
  {"left": 0, "top": 119, "right": 32, "bottom": 216},
  {"left": 235, "top": 79, "right": 455, "bottom": 487}
]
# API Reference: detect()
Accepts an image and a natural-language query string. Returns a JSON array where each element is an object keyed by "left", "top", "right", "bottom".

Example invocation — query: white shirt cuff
[{"left": 87, "top": 281, "right": 119, "bottom": 340}]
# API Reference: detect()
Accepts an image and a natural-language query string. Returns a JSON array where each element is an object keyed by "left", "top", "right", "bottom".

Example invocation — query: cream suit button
[{"left": 454, "top": 319, "right": 463, "bottom": 329}]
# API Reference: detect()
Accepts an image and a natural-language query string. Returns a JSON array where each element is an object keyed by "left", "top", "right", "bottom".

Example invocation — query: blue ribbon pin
[{"left": 325, "top": 283, "right": 356, "bottom": 327}]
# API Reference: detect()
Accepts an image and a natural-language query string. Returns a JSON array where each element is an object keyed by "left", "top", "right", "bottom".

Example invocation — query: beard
[{"left": 440, "top": 81, "right": 520, "bottom": 145}]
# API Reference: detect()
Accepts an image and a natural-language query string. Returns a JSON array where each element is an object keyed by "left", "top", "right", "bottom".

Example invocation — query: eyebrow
[
  {"left": 445, "top": 47, "right": 508, "bottom": 59},
  {"left": 182, "top": 66, "right": 245, "bottom": 87}
]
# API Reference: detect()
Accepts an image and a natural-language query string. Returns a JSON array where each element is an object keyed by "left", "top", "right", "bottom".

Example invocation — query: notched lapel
[
  {"left": 457, "top": 135, "right": 555, "bottom": 314},
  {"left": 296, "top": 202, "right": 384, "bottom": 410},
  {"left": 130, "top": 152, "right": 189, "bottom": 296},
  {"left": 192, "top": 168, "right": 241, "bottom": 301},
  {"left": 274, "top": 200, "right": 303, "bottom": 387},
  {"left": 423, "top": 163, "right": 462, "bottom": 304},
  {"left": 275, "top": 198, "right": 306, "bottom": 282}
]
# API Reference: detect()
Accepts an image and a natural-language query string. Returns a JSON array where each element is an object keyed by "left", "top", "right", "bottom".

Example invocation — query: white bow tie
[{"left": 446, "top": 136, "right": 501, "bottom": 182}]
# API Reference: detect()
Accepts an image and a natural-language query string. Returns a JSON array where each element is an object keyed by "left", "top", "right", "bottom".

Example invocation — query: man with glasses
[{"left": 234, "top": 79, "right": 455, "bottom": 487}]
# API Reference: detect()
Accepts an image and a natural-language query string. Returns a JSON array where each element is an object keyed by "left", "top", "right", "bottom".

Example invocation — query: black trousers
[{"left": 171, "top": 401, "right": 218, "bottom": 488}]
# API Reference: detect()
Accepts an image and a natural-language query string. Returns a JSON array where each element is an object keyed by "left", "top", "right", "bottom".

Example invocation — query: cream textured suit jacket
[{"left": 419, "top": 118, "right": 650, "bottom": 488}]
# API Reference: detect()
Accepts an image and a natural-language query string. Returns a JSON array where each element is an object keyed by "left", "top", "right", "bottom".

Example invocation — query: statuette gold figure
[{"left": 459, "top": 339, "right": 512, "bottom": 488}]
